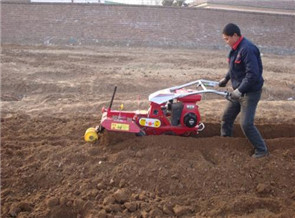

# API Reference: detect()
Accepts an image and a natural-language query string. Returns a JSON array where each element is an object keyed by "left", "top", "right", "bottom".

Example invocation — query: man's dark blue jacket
[{"left": 225, "top": 37, "right": 264, "bottom": 94}]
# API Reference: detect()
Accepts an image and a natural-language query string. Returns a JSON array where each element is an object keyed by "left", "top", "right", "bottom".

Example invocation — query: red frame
[{"left": 100, "top": 94, "right": 203, "bottom": 136}]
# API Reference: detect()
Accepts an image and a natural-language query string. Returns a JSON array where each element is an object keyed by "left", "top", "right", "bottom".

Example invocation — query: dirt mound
[{"left": 1, "top": 114, "right": 295, "bottom": 217}]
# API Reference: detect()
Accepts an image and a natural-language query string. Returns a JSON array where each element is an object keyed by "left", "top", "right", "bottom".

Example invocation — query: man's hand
[
  {"left": 218, "top": 78, "right": 229, "bottom": 87},
  {"left": 231, "top": 89, "right": 242, "bottom": 100}
]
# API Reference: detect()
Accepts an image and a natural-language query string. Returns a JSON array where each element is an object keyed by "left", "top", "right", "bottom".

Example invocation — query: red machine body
[
  {"left": 93, "top": 80, "right": 228, "bottom": 138},
  {"left": 100, "top": 91, "right": 203, "bottom": 136}
]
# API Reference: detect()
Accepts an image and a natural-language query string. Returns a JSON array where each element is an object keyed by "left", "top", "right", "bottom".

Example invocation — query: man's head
[{"left": 222, "top": 23, "right": 241, "bottom": 47}]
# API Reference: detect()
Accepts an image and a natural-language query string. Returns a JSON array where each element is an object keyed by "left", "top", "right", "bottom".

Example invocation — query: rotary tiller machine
[{"left": 84, "top": 79, "right": 229, "bottom": 142}]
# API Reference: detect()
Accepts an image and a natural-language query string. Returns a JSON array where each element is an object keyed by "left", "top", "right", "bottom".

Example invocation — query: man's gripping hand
[
  {"left": 231, "top": 89, "right": 242, "bottom": 100},
  {"left": 218, "top": 78, "right": 229, "bottom": 87}
]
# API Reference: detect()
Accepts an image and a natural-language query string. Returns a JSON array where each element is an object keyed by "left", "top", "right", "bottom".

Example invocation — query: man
[{"left": 219, "top": 23, "right": 269, "bottom": 158}]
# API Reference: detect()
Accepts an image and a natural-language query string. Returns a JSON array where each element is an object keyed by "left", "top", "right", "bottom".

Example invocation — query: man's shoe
[{"left": 252, "top": 150, "right": 269, "bottom": 158}]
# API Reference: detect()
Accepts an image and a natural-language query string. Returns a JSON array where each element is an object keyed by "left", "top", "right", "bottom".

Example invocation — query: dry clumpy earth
[{"left": 1, "top": 42, "right": 295, "bottom": 218}]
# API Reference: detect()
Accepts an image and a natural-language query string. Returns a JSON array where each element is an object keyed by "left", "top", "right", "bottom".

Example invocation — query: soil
[{"left": 1, "top": 21, "right": 295, "bottom": 218}]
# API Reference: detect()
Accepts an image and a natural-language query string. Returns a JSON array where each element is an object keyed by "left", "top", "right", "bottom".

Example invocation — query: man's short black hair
[{"left": 223, "top": 23, "right": 241, "bottom": 36}]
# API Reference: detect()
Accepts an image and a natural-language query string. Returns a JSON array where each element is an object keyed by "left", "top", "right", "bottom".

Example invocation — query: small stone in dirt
[
  {"left": 87, "top": 189, "right": 99, "bottom": 198},
  {"left": 1, "top": 189, "right": 12, "bottom": 197},
  {"left": 162, "top": 204, "right": 173, "bottom": 215},
  {"left": 46, "top": 197, "right": 59, "bottom": 208},
  {"left": 113, "top": 188, "right": 130, "bottom": 203},
  {"left": 119, "top": 179, "right": 126, "bottom": 188},
  {"left": 138, "top": 191, "right": 147, "bottom": 201},
  {"left": 97, "top": 209, "right": 107, "bottom": 218},
  {"left": 270, "top": 181, "right": 276, "bottom": 186},
  {"left": 124, "top": 202, "right": 137, "bottom": 212},
  {"left": 18, "top": 202, "right": 33, "bottom": 212},
  {"left": 103, "top": 195, "right": 115, "bottom": 205},
  {"left": 83, "top": 201, "right": 94, "bottom": 210},
  {"left": 9, "top": 204, "right": 21, "bottom": 217},
  {"left": 109, "top": 178, "right": 115, "bottom": 185},
  {"left": 17, "top": 211, "right": 31, "bottom": 218},
  {"left": 96, "top": 182, "right": 105, "bottom": 190},
  {"left": 86, "top": 209, "right": 107, "bottom": 218},
  {"left": 173, "top": 205, "right": 192, "bottom": 216},
  {"left": 66, "top": 200, "right": 73, "bottom": 207},
  {"left": 171, "top": 174, "right": 179, "bottom": 179},
  {"left": 141, "top": 210, "right": 148, "bottom": 218},
  {"left": 240, "top": 187, "right": 246, "bottom": 192},
  {"left": 75, "top": 190, "right": 81, "bottom": 196},
  {"left": 135, "top": 151, "right": 143, "bottom": 158},
  {"left": 256, "top": 183, "right": 271, "bottom": 194},
  {"left": 59, "top": 197, "right": 67, "bottom": 206},
  {"left": 104, "top": 204, "right": 122, "bottom": 213},
  {"left": 140, "top": 202, "right": 150, "bottom": 211},
  {"left": 73, "top": 199, "right": 85, "bottom": 211},
  {"left": 131, "top": 193, "right": 139, "bottom": 200},
  {"left": 149, "top": 207, "right": 163, "bottom": 217}
]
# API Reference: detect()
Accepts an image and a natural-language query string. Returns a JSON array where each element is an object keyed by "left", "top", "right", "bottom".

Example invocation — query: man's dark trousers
[{"left": 221, "top": 90, "right": 268, "bottom": 153}]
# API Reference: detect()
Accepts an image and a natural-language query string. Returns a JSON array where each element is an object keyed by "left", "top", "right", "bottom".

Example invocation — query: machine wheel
[{"left": 84, "top": 127, "right": 99, "bottom": 142}]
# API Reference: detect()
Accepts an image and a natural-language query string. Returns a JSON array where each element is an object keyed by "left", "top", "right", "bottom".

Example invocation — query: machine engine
[{"left": 183, "top": 112, "right": 197, "bottom": 128}]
